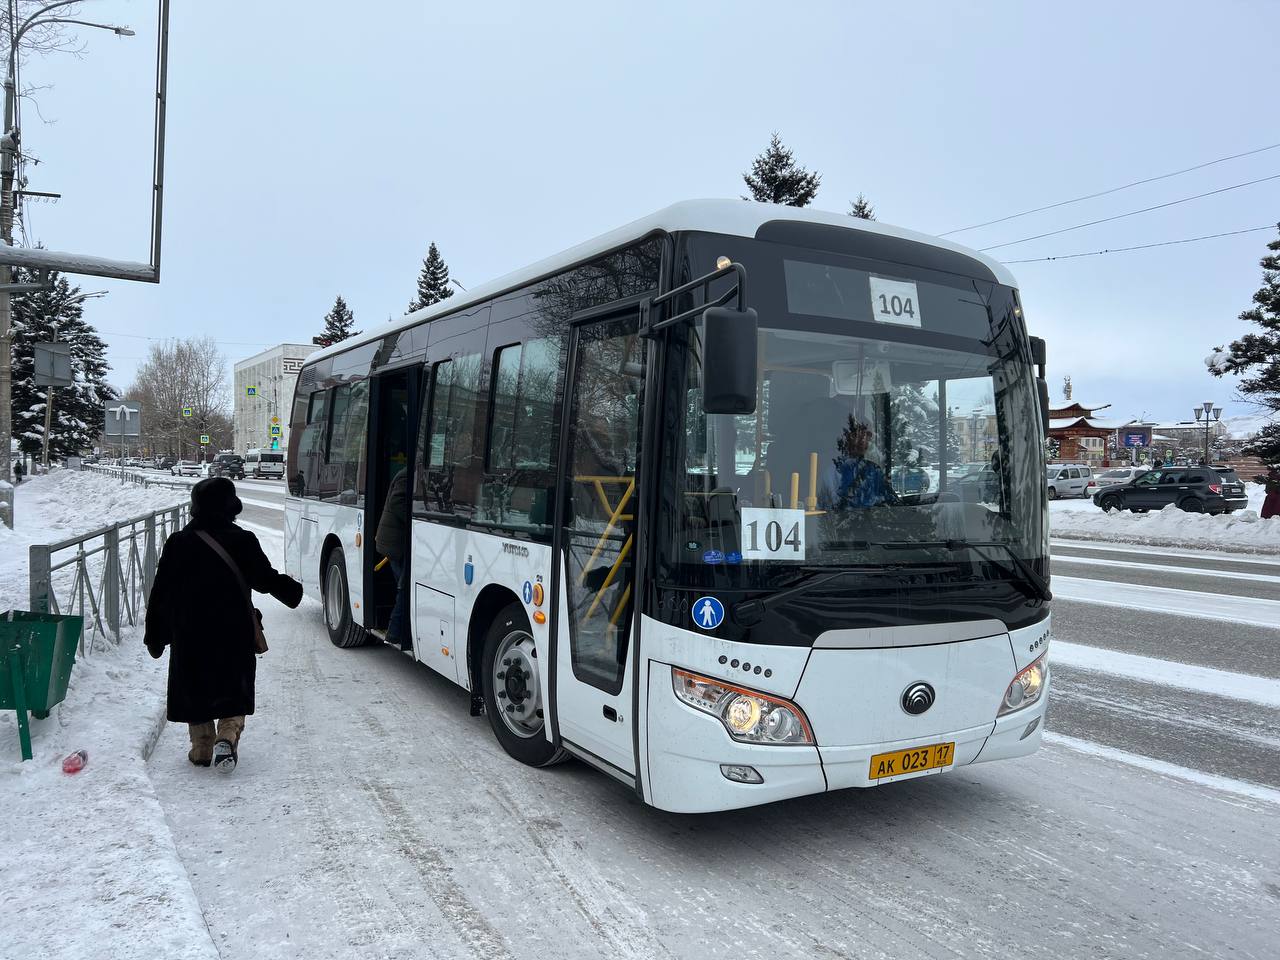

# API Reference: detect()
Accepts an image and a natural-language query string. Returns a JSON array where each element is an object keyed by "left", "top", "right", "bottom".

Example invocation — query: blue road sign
[
  {"left": 692, "top": 596, "right": 724, "bottom": 630},
  {"left": 522, "top": 580, "right": 533, "bottom": 604}
]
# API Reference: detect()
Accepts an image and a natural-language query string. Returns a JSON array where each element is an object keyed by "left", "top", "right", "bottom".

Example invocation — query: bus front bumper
[{"left": 645, "top": 661, "right": 1049, "bottom": 814}]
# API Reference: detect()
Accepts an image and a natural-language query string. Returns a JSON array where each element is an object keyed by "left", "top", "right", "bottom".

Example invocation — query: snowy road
[{"left": 145, "top": 512, "right": 1280, "bottom": 959}]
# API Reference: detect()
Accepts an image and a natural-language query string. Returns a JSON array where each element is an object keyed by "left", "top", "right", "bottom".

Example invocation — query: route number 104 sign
[
  {"left": 740, "top": 508, "right": 806, "bottom": 561},
  {"left": 869, "top": 276, "right": 922, "bottom": 328}
]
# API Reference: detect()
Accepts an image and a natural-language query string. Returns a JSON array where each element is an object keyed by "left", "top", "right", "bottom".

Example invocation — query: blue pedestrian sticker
[
  {"left": 702, "top": 549, "right": 724, "bottom": 565},
  {"left": 692, "top": 596, "right": 724, "bottom": 630},
  {"left": 522, "top": 580, "right": 533, "bottom": 604}
]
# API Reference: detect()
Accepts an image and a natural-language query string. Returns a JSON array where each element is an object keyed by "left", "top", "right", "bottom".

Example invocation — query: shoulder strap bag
[{"left": 195, "top": 530, "right": 268, "bottom": 654}]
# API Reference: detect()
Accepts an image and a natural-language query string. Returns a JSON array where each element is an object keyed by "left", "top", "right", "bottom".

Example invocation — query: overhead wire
[
  {"left": 976, "top": 173, "right": 1280, "bottom": 251},
  {"left": 939, "top": 142, "right": 1280, "bottom": 236},
  {"left": 1000, "top": 224, "right": 1279, "bottom": 264},
  {"left": 98, "top": 330, "right": 278, "bottom": 348}
]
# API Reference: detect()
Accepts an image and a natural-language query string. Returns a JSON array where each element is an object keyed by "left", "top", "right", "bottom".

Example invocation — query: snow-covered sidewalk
[
  {"left": 0, "top": 471, "right": 216, "bottom": 960},
  {"left": 1049, "top": 481, "right": 1279, "bottom": 554}
]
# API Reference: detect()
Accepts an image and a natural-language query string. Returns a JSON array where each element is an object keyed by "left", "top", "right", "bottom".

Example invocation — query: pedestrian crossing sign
[
  {"left": 246, "top": 386, "right": 257, "bottom": 397},
  {"left": 199, "top": 434, "right": 210, "bottom": 445},
  {"left": 270, "top": 425, "right": 281, "bottom": 437},
  {"left": 181, "top": 406, "right": 192, "bottom": 418}
]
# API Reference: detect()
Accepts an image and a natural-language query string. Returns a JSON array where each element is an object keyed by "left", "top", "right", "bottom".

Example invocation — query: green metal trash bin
[{"left": 1, "top": 611, "right": 83, "bottom": 761}]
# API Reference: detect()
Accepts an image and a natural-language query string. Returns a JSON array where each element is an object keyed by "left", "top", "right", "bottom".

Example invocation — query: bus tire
[
  {"left": 322, "top": 548, "right": 368, "bottom": 648},
  {"left": 481, "top": 602, "right": 567, "bottom": 768}
]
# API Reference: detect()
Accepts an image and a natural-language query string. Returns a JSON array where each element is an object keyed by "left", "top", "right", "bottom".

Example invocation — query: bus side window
[
  {"left": 292, "top": 389, "right": 329, "bottom": 498},
  {"left": 416, "top": 360, "right": 454, "bottom": 516},
  {"left": 480, "top": 336, "right": 562, "bottom": 537},
  {"left": 443, "top": 353, "right": 483, "bottom": 519}
]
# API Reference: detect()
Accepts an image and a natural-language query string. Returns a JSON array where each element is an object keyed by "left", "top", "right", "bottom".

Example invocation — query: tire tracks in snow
[{"left": 363, "top": 665, "right": 674, "bottom": 960}]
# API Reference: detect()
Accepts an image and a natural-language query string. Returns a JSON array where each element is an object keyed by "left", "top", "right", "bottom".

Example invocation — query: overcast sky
[{"left": 13, "top": 0, "right": 1280, "bottom": 430}]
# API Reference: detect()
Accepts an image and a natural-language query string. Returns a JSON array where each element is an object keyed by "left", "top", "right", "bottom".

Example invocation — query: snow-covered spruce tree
[
  {"left": 742, "top": 133, "right": 821, "bottom": 207},
  {"left": 891, "top": 384, "right": 939, "bottom": 465},
  {"left": 10, "top": 270, "right": 115, "bottom": 460},
  {"left": 1208, "top": 228, "right": 1280, "bottom": 463},
  {"left": 408, "top": 242, "right": 455, "bottom": 312},
  {"left": 848, "top": 193, "right": 876, "bottom": 220},
  {"left": 313, "top": 295, "right": 361, "bottom": 348}
]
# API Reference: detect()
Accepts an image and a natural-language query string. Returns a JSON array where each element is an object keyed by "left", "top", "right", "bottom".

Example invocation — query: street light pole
[
  {"left": 1193, "top": 401, "right": 1223, "bottom": 465},
  {"left": 0, "top": 3, "right": 133, "bottom": 500}
]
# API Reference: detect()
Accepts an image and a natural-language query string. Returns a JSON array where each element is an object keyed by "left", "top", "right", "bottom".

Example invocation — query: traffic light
[{"left": 270, "top": 438, "right": 279, "bottom": 450}]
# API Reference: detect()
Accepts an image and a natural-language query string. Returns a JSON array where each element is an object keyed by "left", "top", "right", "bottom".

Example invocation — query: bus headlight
[
  {"left": 999, "top": 653, "right": 1048, "bottom": 716},
  {"left": 672, "top": 668, "right": 814, "bottom": 745}
]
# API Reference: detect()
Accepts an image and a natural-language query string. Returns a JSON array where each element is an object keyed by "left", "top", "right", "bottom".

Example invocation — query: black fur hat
[{"left": 190, "top": 476, "right": 242, "bottom": 523}]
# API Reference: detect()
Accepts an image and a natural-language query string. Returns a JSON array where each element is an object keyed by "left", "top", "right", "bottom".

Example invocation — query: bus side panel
[
  {"left": 410, "top": 519, "right": 463, "bottom": 684},
  {"left": 451, "top": 527, "right": 552, "bottom": 706},
  {"left": 296, "top": 500, "right": 364, "bottom": 621},
  {"left": 283, "top": 497, "right": 302, "bottom": 583}
]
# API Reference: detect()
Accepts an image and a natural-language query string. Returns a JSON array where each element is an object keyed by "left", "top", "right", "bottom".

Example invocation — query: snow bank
[
  {"left": 0, "top": 469, "right": 217, "bottom": 959},
  {"left": 1051, "top": 483, "right": 1279, "bottom": 554}
]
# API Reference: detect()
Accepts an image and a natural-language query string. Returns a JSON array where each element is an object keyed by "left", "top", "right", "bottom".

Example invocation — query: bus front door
[{"left": 553, "top": 309, "right": 645, "bottom": 780}]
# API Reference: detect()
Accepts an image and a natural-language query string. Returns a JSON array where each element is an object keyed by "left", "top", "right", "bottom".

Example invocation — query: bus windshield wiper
[
  {"left": 731, "top": 563, "right": 959, "bottom": 626},
  {"left": 881, "top": 539, "right": 1051, "bottom": 602}
]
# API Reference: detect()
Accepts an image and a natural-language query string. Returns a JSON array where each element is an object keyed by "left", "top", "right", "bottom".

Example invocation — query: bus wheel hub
[{"left": 494, "top": 630, "right": 542, "bottom": 739}]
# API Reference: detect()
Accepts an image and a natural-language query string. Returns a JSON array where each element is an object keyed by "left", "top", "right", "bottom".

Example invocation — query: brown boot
[
  {"left": 213, "top": 717, "right": 245, "bottom": 773},
  {"left": 188, "top": 721, "right": 215, "bottom": 767}
]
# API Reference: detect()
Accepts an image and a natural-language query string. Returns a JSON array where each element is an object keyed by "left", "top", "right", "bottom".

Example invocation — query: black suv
[
  {"left": 209, "top": 453, "right": 245, "bottom": 480},
  {"left": 1093, "top": 466, "right": 1248, "bottom": 515}
]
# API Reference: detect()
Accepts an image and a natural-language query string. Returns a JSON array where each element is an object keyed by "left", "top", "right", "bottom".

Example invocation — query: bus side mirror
[{"left": 702, "top": 306, "right": 758, "bottom": 415}]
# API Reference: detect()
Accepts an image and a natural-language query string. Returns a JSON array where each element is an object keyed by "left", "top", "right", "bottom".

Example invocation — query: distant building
[
  {"left": 1047, "top": 400, "right": 1121, "bottom": 462},
  {"left": 232, "top": 343, "right": 318, "bottom": 454}
]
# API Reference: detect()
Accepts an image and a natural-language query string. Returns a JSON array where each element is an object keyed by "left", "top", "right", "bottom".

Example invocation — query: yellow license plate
[{"left": 869, "top": 741, "right": 956, "bottom": 780}]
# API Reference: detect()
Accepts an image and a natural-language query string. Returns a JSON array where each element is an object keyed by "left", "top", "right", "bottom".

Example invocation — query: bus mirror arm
[
  {"left": 641, "top": 260, "right": 748, "bottom": 337},
  {"left": 640, "top": 259, "right": 757, "bottom": 415}
]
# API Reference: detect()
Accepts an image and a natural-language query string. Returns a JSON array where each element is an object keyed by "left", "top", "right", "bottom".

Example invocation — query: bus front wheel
[{"left": 481, "top": 602, "right": 567, "bottom": 768}]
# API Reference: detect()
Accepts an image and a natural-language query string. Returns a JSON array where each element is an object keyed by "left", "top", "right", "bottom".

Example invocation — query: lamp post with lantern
[{"left": 1193, "top": 401, "right": 1223, "bottom": 465}]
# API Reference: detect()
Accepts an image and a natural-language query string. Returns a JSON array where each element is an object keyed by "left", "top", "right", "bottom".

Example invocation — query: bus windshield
[{"left": 660, "top": 256, "right": 1044, "bottom": 593}]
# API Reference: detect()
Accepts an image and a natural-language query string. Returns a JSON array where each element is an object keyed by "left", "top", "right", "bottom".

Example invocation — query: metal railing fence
[
  {"left": 29, "top": 501, "right": 189, "bottom": 653},
  {"left": 80, "top": 463, "right": 193, "bottom": 491}
]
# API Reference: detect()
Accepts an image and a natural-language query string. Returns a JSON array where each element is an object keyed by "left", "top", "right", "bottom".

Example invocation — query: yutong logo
[
  {"left": 502, "top": 543, "right": 530, "bottom": 558},
  {"left": 901, "top": 682, "right": 936, "bottom": 716}
]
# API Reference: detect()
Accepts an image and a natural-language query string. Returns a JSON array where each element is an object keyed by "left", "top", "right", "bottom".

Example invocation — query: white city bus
[{"left": 284, "top": 201, "right": 1052, "bottom": 813}]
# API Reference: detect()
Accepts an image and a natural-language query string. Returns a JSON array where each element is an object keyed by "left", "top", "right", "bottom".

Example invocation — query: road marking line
[
  {"left": 1045, "top": 732, "right": 1280, "bottom": 807},
  {"left": 1052, "top": 575, "right": 1280, "bottom": 629},
  {"left": 238, "top": 519, "right": 282, "bottom": 539},
  {"left": 1053, "top": 554, "right": 1280, "bottom": 585},
  {"left": 238, "top": 495, "right": 282, "bottom": 511},
  {"left": 1052, "top": 641, "right": 1280, "bottom": 708},
  {"left": 1052, "top": 538, "right": 1280, "bottom": 566}
]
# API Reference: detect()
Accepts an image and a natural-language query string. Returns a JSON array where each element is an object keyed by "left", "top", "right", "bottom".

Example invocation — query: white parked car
[
  {"left": 170, "top": 461, "right": 201, "bottom": 477},
  {"left": 1046, "top": 463, "right": 1094, "bottom": 499},
  {"left": 1094, "top": 466, "right": 1148, "bottom": 486}
]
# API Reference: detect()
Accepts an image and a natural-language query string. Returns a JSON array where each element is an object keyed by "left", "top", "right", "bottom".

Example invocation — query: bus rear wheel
[
  {"left": 323, "top": 548, "right": 369, "bottom": 648},
  {"left": 481, "top": 602, "right": 567, "bottom": 767}
]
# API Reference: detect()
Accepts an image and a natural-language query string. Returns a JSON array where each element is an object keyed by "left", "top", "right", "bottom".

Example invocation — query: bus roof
[{"left": 307, "top": 199, "right": 1019, "bottom": 365}]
